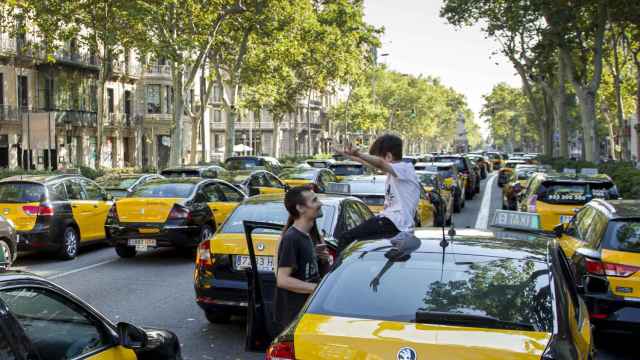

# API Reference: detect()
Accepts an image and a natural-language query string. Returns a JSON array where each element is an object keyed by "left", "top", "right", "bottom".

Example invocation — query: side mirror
[
  {"left": 118, "top": 322, "right": 148, "bottom": 349},
  {"left": 553, "top": 223, "right": 565, "bottom": 238}
]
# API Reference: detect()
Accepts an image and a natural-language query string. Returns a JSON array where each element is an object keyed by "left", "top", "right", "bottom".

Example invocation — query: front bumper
[
  {"left": 106, "top": 223, "right": 201, "bottom": 248},
  {"left": 585, "top": 292, "right": 640, "bottom": 332}
]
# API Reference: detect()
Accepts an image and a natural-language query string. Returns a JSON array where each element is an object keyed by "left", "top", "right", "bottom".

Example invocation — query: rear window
[
  {"left": 437, "top": 168, "right": 455, "bottom": 179},
  {"left": 538, "top": 181, "right": 617, "bottom": 204},
  {"left": 221, "top": 202, "right": 334, "bottom": 235},
  {"left": 130, "top": 183, "right": 195, "bottom": 198},
  {"left": 435, "top": 157, "right": 465, "bottom": 171},
  {"left": 0, "top": 183, "right": 45, "bottom": 203},
  {"left": 308, "top": 252, "right": 552, "bottom": 332},
  {"left": 281, "top": 170, "right": 316, "bottom": 180},
  {"left": 161, "top": 170, "right": 200, "bottom": 177},
  {"left": 225, "top": 158, "right": 261, "bottom": 171},
  {"left": 330, "top": 165, "right": 364, "bottom": 177},
  {"left": 97, "top": 177, "right": 139, "bottom": 189},
  {"left": 418, "top": 174, "right": 439, "bottom": 187},
  {"left": 605, "top": 220, "right": 640, "bottom": 253}
]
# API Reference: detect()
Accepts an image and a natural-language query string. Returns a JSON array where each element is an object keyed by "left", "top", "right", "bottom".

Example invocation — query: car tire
[
  {"left": 59, "top": 226, "right": 79, "bottom": 260},
  {"left": 205, "top": 310, "right": 231, "bottom": 324},
  {"left": 115, "top": 245, "right": 137, "bottom": 258},
  {"left": 0, "top": 239, "right": 13, "bottom": 267}
]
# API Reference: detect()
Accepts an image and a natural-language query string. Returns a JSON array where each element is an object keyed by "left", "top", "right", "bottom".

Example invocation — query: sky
[{"left": 364, "top": 0, "right": 522, "bottom": 137}]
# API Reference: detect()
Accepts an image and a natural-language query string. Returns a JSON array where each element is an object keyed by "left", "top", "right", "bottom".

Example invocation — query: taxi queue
[{"left": 0, "top": 153, "right": 638, "bottom": 360}]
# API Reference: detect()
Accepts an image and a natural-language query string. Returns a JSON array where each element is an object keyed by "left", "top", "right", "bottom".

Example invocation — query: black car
[
  {"left": 218, "top": 169, "right": 288, "bottom": 196},
  {"left": 160, "top": 165, "right": 227, "bottom": 178},
  {"left": 433, "top": 155, "right": 479, "bottom": 200},
  {"left": 224, "top": 156, "right": 282, "bottom": 174},
  {"left": 0, "top": 215, "right": 17, "bottom": 267},
  {"left": 0, "top": 269, "right": 182, "bottom": 359}
]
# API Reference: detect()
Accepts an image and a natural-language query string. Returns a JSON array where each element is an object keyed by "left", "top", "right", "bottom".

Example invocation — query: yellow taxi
[
  {"left": 487, "top": 152, "right": 505, "bottom": 170},
  {"left": 278, "top": 167, "right": 337, "bottom": 192},
  {"left": 0, "top": 175, "right": 112, "bottom": 259},
  {"left": 193, "top": 193, "right": 373, "bottom": 323},
  {"left": 519, "top": 172, "right": 620, "bottom": 231},
  {"left": 501, "top": 165, "right": 550, "bottom": 210},
  {"left": 327, "top": 175, "right": 435, "bottom": 227},
  {"left": 218, "top": 169, "right": 287, "bottom": 196},
  {"left": 106, "top": 178, "right": 246, "bottom": 257},
  {"left": 554, "top": 199, "right": 640, "bottom": 332},
  {"left": 416, "top": 170, "right": 453, "bottom": 226},
  {"left": 0, "top": 267, "right": 182, "bottom": 359},
  {"left": 497, "top": 159, "right": 527, "bottom": 187},
  {"left": 415, "top": 162, "right": 465, "bottom": 213},
  {"left": 265, "top": 229, "right": 593, "bottom": 359}
]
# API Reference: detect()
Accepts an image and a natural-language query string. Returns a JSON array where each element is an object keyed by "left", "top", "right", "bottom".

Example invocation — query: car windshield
[
  {"left": 130, "top": 183, "right": 195, "bottom": 198},
  {"left": 308, "top": 251, "right": 552, "bottom": 332},
  {"left": 435, "top": 157, "right": 465, "bottom": 171},
  {"left": 330, "top": 165, "right": 364, "bottom": 176},
  {"left": 517, "top": 170, "right": 536, "bottom": 180},
  {"left": 538, "top": 181, "right": 617, "bottom": 204},
  {"left": 225, "top": 158, "right": 261, "bottom": 171},
  {"left": 418, "top": 173, "right": 439, "bottom": 187},
  {"left": 605, "top": 220, "right": 640, "bottom": 253},
  {"left": 281, "top": 170, "right": 316, "bottom": 180},
  {"left": 436, "top": 167, "right": 455, "bottom": 179},
  {"left": 0, "top": 183, "right": 45, "bottom": 203},
  {"left": 221, "top": 202, "right": 335, "bottom": 236},
  {"left": 97, "top": 177, "right": 139, "bottom": 189}
]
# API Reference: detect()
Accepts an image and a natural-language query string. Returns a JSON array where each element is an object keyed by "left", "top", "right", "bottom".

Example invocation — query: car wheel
[
  {"left": 59, "top": 227, "right": 79, "bottom": 260},
  {"left": 0, "top": 239, "right": 13, "bottom": 267},
  {"left": 205, "top": 310, "right": 231, "bottom": 323},
  {"left": 115, "top": 245, "right": 137, "bottom": 258}
]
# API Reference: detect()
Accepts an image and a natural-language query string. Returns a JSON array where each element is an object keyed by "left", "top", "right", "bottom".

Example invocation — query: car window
[
  {"left": 221, "top": 202, "right": 333, "bottom": 235},
  {"left": 47, "top": 182, "right": 68, "bottom": 202},
  {"left": 342, "top": 201, "right": 364, "bottom": 232},
  {"left": 202, "top": 184, "right": 223, "bottom": 202},
  {"left": 265, "top": 173, "right": 284, "bottom": 188},
  {"left": 308, "top": 252, "right": 553, "bottom": 332},
  {"left": 576, "top": 207, "right": 596, "bottom": 241},
  {"left": 217, "top": 183, "right": 245, "bottom": 202},
  {"left": 131, "top": 183, "right": 195, "bottom": 198},
  {"left": 556, "top": 248, "right": 581, "bottom": 324},
  {"left": 0, "top": 287, "right": 113, "bottom": 360},
  {"left": 65, "top": 180, "right": 86, "bottom": 200},
  {"left": 0, "top": 183, "right": 45, "bottom": 203},
  {"left": 0, "top": 321, "right": 18, "bottom": 360},
  {"left": 604, "top": 220, "right": 640, "bottom": 253},
  {"left": 353, "top": 201, "right": 373, "bottom": 221},
  {"left": 585, "top": 211, "right": 608, "bottom": 248},
  {"left": 80, "top": 179, "right": 104, "bottom": 201}
]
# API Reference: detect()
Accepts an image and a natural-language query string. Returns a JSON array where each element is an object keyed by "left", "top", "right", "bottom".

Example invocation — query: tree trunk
[
  {"left": 575, "top": 89, "right": 599, "bottom": 162},
  {"left": 190, "top": 117, "right": 200, "bottom": 165},
  {"left": 170, "top": 67, "right": 184, "bottom": 167},
  {"left": 272, "top": 115, "right": 282, "bottom": 158},
  {"left": 557, "top": 57, "right": 569, "bottom": 158},
  {"left": 613, "top": 68, "right": 627, "bottom": 160},
  {"left": 293, "top": 107, "right": 299, "bottom": 157}
]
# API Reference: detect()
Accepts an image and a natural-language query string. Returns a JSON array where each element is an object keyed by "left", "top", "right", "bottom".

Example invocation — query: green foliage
[{"left": 79, "top": 166, "right": 105, "bottom": 180}]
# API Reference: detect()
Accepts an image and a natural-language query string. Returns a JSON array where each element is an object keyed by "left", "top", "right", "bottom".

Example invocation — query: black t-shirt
[{"left": 274, "top": 226, "right": 320, "bottom": 330}]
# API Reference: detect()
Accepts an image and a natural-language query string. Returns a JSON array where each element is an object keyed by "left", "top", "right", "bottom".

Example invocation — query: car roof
[
  {"left": 330, "top": 161, "right": 362, "bottom": 166},
  {"left": 347, "top": 228, "right": 550, "bottom": 263},
  {"left": 420, "top": 161, "right": 455, "bottom": 168},
  {"left": 540, "top": 172, "right": 612, "bottom": 183},
  {"left": 141, "top": 177, "right": 210, "bottom": 185},
  {"left": 242, "top": 192, "right": 359, "bottom": 206},
  {"left": 589, "top": 199, "right": 640, "bottom": 219},
  {"left": 0, "top": 269, "right": 49, "bottom": 283},
  {"left": 0, "top": 174, "right": 79, "bottom": 184}
]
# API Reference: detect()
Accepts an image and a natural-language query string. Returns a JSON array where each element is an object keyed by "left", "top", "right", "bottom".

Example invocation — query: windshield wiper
[{"left": 414, "top": 311, "right": 535, "bottom": 332}]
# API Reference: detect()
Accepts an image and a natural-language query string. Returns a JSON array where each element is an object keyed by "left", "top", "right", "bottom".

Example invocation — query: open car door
[{"left": 243, "top": 220, "right": 284, "bottom": 352}]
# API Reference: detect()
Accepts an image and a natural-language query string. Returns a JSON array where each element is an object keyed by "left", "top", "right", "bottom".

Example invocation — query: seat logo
[
  {"left": 398, "top": 347, "right": 417, "bottom": 360},
  {"left": 256, "top": 242, "right": 265, "bottom": 251}
]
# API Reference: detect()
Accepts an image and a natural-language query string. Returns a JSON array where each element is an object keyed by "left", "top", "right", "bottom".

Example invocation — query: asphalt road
[{"left": 12, "top": 172, "right": 637, "bottom": 359}]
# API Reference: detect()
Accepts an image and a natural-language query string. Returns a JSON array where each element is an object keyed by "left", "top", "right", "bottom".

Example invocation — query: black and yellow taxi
[
  {"left": 193, "top": 193, "right": 373, "bottom": 323},
  {"left": 224, "top": 156, "right": 282, "bottom": 174},
  {"left": 502, "top": 165, "right": 550, "bottom": 210},
  {"left": 554, "top": 199, "right": 640, "bottom": 332},
  {"left": 160, "top": 165, "right": 227, "bottom": 178},
  {"left": 497, "top": 159, "right": 527, "bottom": 187},
  {"left": 218, "top": 170, "right": 287, "bottom": 196},
  {"left": 106, "top": 178, "right": 246, "bottom": 258},
  {"left": 519, "top": 172, "right": 620, "bottom": 231},
  {"left": 433, "top": 155, "right": 479, "bottom": 200},
  {"left": 487, "top": 151, "right": 505, "bottom": 170},
  {"left": 328, "top": 161, "right": 367, "bottom": 181},
  {"left": 416, "top": 170, "right": 453, "bottom": 226},
  {"left": 0, "top": 175, "right": 112, "bottom": 260},
  {"left": 415, "top": 162, "right": 465, "bottom": 212},
  {"left": 0, "top": 267, "right": 182, "bottom": 359},
  {"left": 265, "top": 229, "right": 593, "bottom": 360},
  {"left": 467, "top": 153, "right": 492, "bottom": 177},
  {"left": 278, "top": 167, "right": 337, "bottom": 192},
  {"left": 0, "top": 214, "right": 17, "bottom": 267},
  {"left": 96, "top": 173, "right": 164, "bottom": 199}
]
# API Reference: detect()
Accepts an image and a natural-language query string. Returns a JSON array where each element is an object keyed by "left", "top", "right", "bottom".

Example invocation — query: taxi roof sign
[{"left": 491, "top": 210, "right": 541, "bottom": 231}]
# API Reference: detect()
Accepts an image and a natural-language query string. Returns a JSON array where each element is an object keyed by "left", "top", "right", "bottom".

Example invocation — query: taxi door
[
  {"left": 202, "top": 183, "right": 244, "bottom": 228},
  {"left": 79, "top": 179, "right": 112, "bottom": 240},
  {"left": 66, "top": 179, "right": 99, "bottom": 241},
  {"left": 558, "top": 207, "right": 594, "bottom": 258},
  {"left": 258, "top": 173, "right": 286, "bottom": 195}
]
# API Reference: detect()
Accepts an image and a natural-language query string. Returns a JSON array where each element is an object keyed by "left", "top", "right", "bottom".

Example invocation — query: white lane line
[
  {"left": 45, "top": 258, "right": 119, "bottom": 280},
  {"left": 475, "top": 173, "right": 497, "bottom": 230}
]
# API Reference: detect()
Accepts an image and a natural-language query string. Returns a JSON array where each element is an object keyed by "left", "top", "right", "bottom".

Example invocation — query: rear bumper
[
  {"left": 106, "top": 223, "right": 201, "bottom": 248},
  {"left": 585, "top": 293, "right": 640, "bottom": 332},
  {"left": 16, "top": 220, "right": 63, "bottom": 252},
  {"left": 194, "top": 264, "right": 250, "bottom": 312}
]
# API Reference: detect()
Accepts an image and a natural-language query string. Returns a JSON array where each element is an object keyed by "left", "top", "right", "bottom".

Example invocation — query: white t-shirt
[{"left": 380, "top": 162, "right": 421, "bottom": 232}]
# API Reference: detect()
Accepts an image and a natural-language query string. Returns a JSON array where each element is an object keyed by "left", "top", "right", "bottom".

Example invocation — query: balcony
[
  {"left": 105, "top": 113, "right": 124, "bottom": 127},
  {"left": 126, "top": 61, "right": 142, "bottom": 78},
  {"left": 52, "top": 49, "right": 101, "bottom": 70},
  {"left": 50, "top": 110, "right": 98, "bottom": 128},
  {"left": 0, "top": 105, "right": 19, "bottom": 122},
  {"left": 144, "top": 64, "right": 171, "bottom": 78},
  {"left": 0, "top": 35, "right": 16, "bottom": 56}
]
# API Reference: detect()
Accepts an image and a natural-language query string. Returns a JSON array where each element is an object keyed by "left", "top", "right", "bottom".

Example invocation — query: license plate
[
  {"left": 559, "top": 215, "right": 573, "bottom": 223},
  {"left": 234, "top": 255, "right": 274, "bottom": 272},
  {"left": 128, "top": 238, "right": 156, "bottom": 251}
]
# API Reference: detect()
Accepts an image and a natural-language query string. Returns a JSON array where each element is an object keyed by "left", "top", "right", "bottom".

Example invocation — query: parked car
[
  {"left": 160, "top": 165, "right": 227, "bottom": 178},
  {"left": 224, "top": 156, "right": 282, "bottom": 174},
  {"left": 96, "top": 173, "right": 164, "bottom": 199}
]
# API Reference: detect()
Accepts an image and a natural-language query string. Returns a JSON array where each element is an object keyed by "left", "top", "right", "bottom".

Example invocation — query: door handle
[
  {"left": 72, "top": 205, "right": 78, "bottom": 208},
  {"left": 212, "top": 209, "right": 219, "bottom": 212}
]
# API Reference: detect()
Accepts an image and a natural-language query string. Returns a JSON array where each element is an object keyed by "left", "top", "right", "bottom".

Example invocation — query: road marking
[
  {"left": 45, "top": 258, "right": 119, "bottom": 280},
  {"left": 475, "top": 173, "right": 497, "bottom": 230}
]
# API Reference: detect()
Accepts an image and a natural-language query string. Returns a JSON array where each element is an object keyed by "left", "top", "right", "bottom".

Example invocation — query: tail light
[
  {"left": 586, "top": 258, "right": 640, "bottom": 277},
  {"left": 265, "top": 341, "right": 295, "bottom": 360},
  {"left": 196, "top": 240, "right": 213, "bottom": 267},
  {"left": 23, "top": 203, "right": 54, "bottom": 216},
  {"left": 168, "top": 205, "right": 192, "bottom": 221},
  {"left": 528, "top": 194, "right": 537, "bottom": 213}
]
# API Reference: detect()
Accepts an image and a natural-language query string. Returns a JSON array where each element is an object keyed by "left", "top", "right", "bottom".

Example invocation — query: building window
[
  {"left": 213, "top": 109, "right": 222, "bottom": 122},
  {"left": 146, "top": 85, "right": 161, "bottom": 114},
  {"left": 212, "top": 84, "right": 223, "bottom": 103},
  {"left": 18, "top": 75, "right": 28, "bottom": 110},
  {"left": 107, "top": 88, "right": 114, "bottom": 113},
  {"left": 0, "top": 73, "right": 5, "bottom": 106},
  {"left": 165, "top": 85, "right": 173, "bottom": 114}
]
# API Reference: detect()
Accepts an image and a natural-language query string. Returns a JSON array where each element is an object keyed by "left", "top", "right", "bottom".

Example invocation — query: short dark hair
[{"left": 369, "top": 134, "right": 403, "bottom": 160}]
